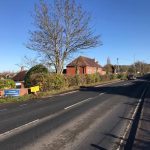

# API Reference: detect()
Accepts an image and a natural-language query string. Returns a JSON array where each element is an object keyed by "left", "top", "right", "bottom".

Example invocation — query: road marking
[
  {"left": 38, "top": 100, "right": 42, "bottom": 102},
  {"left": 0, "top": 109, "right": 66, "bottom": 141},
  {"left": 117, "top": 87, "right": 147, "bottom": 150},
  {"left": 99, "top": 93, "right": 105, "bottom": 96},
  {"left": 64, "top": 98, "right": 92, "bottom": 110},
  {"left": 95, "top": 80, "right": 121, "bottom": 87},
  {"left": 58, "top": 91, "right": 78, "bottom": 96},
  {"left": 64, "top": 93, "right": 105, "bottom": 110},
  {"left": 47, "top": 96, "right": 52, "bottom": 98},
  {"left": 20, "top": 104, "right": 27, "bottom": 107},
  {"left": 0, "top": 119, "right": 39, "bottom": 141},
  {"left": 123, "top": 83, "right": 130, "bottom": 86},
  {"left": 0, "top": 109, "right": 7, "bottom": 112}
]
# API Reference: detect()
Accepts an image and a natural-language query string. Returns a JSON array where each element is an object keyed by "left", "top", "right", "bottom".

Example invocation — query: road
[{"left": 0, "top": 77, "right": 149, "bottom": 150}]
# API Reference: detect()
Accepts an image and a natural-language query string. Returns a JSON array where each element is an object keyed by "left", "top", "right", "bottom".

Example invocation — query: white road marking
[
  {"left": 117, "top": 87, "right": 147, "bottom": 150},
  {"left": 0, "top": 109, "right": 7, "bottom": 112},
  {"left": 64, "top": 98, "right": 92, "bottom": 110},
  {"left": 0, "top": 119, "right": 39, "bottom": 141},
  {"left": 99, "top": 93, "right": 105, "bottom": 96},
  {"left": 95, "top": 80, "right": 121, "bottom": 87},
  {"left": 0, "top": 110, "right": 65, "bottom": 141},
  {"left": 123, "top": 83, "right": 130, "bottom": 86},
  {"left": 20, "top": 104, "right": 27, "bottom": 107},
  {"left": 47, "top": 96, "right": 52, "bottom": 98},
  {"left": 58, "top": 91, "right": 78, "bottom": 96},
  {"left": 64, "top": 93, "right": 105, "bottom": 110},
  {"left": 38, "top": 100, "right": 42, "bottom": 102}
]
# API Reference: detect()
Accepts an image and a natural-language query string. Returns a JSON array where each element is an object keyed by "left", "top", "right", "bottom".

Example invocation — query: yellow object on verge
[{"left": 30, "top": 86, "right": 40, "bottom": 93}]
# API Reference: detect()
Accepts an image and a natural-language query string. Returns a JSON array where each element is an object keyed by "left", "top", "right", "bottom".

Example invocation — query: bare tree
[
  {"left": 27, "top": 0, "right": 101, "bottom": 74},
  {"left": 16, "top": 55, "right": 39, "bottom": 70}
]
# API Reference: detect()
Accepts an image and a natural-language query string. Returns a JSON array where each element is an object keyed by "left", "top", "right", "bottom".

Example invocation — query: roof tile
[{"left": 67, "top": 56, "right": 101, "bottom": 68}]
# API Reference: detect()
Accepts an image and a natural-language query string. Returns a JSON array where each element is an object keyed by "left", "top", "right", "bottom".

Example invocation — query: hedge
[
  {"left": 0, "top": 79, "right": 16, "bottom": 90},
  {"left": 28, "top": 73, "right": 122, "bottom": 92}
]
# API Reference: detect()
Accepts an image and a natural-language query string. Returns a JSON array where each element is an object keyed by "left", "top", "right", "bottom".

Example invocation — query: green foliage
[
  {"left": 0, "top": 79, "right": 15, "bottom": 90},
  {"left": 24, "top": 64, "right": 48, "bottom": 88},
  {"left": 27, "top": 72, "right": 122, "bottom": 91},
  {"left": 52, "top": 74, "right": 66, "bottom": 89},
  {"left": 30, "top": 73, "right": 67, "bottom": 91},
  {"left": 128, "top": 66, "right": 134, "bottom": 74},
  {"left": 100, "top": 74, "right": 110, "bottom": 81},
  {"left": 85, "top": 74, "right": 97, "bottom": 84},
  {"left": 104, "top": 64, "right": 114, "bottom": 74},
  {"left": 66, "top": 75, "right": 79, "bottom": 87},
  {"left": 30, "top": 73, "right": 49, "bottom": 91},
  {"left": 117, "top": 73, "right": 127, "bottom": 80},
  {"left": 109, "top": 74, "right": 118, "bottom": 80}
]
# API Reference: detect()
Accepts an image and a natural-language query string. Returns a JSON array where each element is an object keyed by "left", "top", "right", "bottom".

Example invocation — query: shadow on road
[
  {"left": 91, "top": 144, "right": 107, "bottom": 150},
  {"left": 80, "top": 75, "right": 150, "bottom": 150}
]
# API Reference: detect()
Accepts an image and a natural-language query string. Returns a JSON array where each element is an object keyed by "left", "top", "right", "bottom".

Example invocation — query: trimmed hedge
[{"left": 28, "top": 73, "right": 123, "bottom": 92}]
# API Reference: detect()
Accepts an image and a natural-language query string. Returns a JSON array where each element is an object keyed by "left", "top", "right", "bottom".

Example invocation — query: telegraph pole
[
  {"left": 117, "top": 58, "right": 119, "bottom": 74},
  {"left": 134, "top": 54, "right": 136, "bottom": 74}
]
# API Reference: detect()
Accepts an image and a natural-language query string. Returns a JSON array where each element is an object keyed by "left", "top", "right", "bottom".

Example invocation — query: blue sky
[{"left": 0, "top": 0, "right": 150, "bottom": 72}]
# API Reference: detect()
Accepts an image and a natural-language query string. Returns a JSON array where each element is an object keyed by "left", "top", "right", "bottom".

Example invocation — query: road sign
[
  {"left": 30, "top": 86, "right": 40, "bottom": 93},
  {"left": 4, "top": 89, "right": 20, "bottom": 97}
]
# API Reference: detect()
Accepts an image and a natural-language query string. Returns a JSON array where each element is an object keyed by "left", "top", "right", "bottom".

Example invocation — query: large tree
[{"left": 27, "top": 0, "right": 101, "bottom": 74}]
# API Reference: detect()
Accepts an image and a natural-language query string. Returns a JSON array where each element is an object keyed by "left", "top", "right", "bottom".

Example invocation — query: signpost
[{"left": 30, "top": 86, "right": 40, "bottom": 93}]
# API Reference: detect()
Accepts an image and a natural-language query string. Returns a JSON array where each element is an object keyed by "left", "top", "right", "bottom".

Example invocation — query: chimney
[{"left": 21, "top": 66, "right": 24, "bottom": 72}]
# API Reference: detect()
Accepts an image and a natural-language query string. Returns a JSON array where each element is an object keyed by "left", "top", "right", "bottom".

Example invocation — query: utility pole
[
  {"left": 134, "top": 54, "right": 136, "bottom": 75},
  {"left": 117, "top": 58, "right": 119, "bottom": 74}
]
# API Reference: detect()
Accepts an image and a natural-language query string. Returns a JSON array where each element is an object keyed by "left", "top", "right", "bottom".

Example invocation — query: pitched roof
[
  {"left": 12, "top": 70, "right": 27, "bottom": 81},
  {"left": 67, "top": 56, "right": 101, "bottom": 68}
]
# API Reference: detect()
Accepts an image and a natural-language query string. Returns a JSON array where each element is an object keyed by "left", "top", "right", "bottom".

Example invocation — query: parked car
[{"left": 127, "top": 74, "right": 136, "bottom": 80}]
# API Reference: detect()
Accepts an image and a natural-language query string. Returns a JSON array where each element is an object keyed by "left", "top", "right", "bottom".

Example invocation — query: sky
[{"left": 0, "top": 0, "right": 150, "bottom": 72}]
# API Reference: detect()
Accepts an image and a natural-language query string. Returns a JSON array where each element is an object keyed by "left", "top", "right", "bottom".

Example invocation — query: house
[
  {"left": 66, "top": 56, "right": 106, "bottom": 75},
  {"left": 12, "top": 67, "right": 27, "bottom": 89},
  {"left": 11, "top": 67, "right": 29, "bottom": 96},
  {"left": 13, "top": 70, "right": 27, "bottom": 83},
  {"left": 0, "top": 72, "right": 16, "bottom": 79}
]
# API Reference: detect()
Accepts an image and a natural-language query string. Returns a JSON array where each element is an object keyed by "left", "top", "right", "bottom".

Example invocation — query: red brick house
[
  {"left": 66, "top": 56, "right": 106, "bottom": 75},
  {"left": 12, "top": 67, "right": 27, "bottom": 89}
]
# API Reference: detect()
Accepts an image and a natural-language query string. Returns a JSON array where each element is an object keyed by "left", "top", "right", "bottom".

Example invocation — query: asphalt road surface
[{"left": 0, "top": 76, "right": 149, "bottom": 150}]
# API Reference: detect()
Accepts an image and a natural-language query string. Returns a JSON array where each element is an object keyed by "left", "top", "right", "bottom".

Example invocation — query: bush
[
  {"left": 66, "top": 75, "right": 84, "bottom": 87},
  {"left": 109, "top": 74, "right": 117, "bottom": 80},
  {"left": 116, "top": 73, "right": 127, "bottom": 80},
  {"left": 100, "top": 74, "right": 110, "bottom": 81},
  {"left": 85, "top": 74, "right": 94, "bottom": 84},
  {"left": 53, "top": 74, "right": 66, "bottom": 89},
  {"left": 24, "top": 64, "right": 48, "bottom": 88},
  {"left": 30, "top": 73, "right": 67, "bottom": 91},
  {"left": 0, "top": 79, "right": 16, "bottom": 90},
  {"left": 66, "top": 75, "right": 74, "bottom": 87},
  {"left": 30, "top": 73, "right": 49, "bottom": 91}
]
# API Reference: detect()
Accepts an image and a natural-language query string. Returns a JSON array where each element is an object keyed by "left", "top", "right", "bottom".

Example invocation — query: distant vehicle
[{"left": 127, "top": 74, "right": 136, "bottom": 80}]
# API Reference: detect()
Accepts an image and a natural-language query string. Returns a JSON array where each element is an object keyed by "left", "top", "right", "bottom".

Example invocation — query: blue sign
[{"left": 4, "top": 89, "right": 20, "bottom": 97}]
